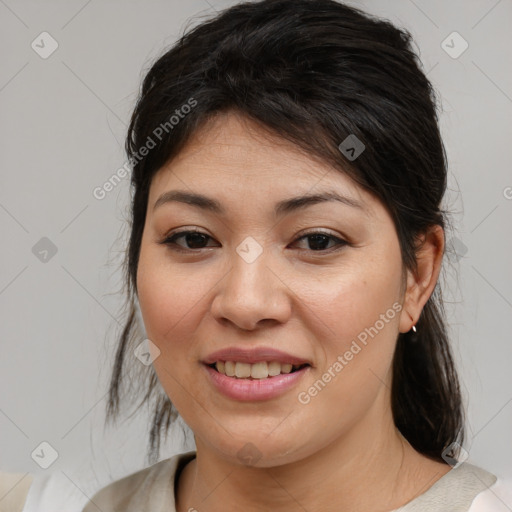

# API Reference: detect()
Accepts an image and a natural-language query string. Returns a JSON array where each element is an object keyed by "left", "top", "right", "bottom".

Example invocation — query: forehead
[{"left": 149, "top": 111, "right": 374, "bottom": 215}]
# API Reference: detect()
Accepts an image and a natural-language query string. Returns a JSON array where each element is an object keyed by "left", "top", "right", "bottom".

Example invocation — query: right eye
[{"left": 160, "top": 229, "right": 219, "bottom": 252}]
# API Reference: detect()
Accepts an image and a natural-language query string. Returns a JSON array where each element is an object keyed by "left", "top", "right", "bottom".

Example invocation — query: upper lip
[{"left": 202, "top": 346, "right": 312, "bottom": 366}]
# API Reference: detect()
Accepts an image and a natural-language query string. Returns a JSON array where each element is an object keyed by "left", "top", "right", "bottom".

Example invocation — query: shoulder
[
  {"left": 468, "top": 470, "right": 512, "bottom": 512},
  {"left": 426, "top": 461, "right": 497, "bottom": 505},
  {"left": 0, "top": 472, "right": 33, "bottom": 512},
  {"left": 393, "top": 461, "right": 499, "bottom": 511},
  {"left": 451, "top": 461, "right": 498, "bottom": 487},
  {"left": 81, "top": 450, "right": 196, "bottom": 512}
]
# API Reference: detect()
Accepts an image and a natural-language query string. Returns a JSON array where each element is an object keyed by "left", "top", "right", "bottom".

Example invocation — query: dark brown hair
[{"left": 106, "top": 0, "right": 464, "bottom": 465}]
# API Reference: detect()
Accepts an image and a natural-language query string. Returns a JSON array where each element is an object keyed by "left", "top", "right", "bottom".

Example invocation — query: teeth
[
  {"left": 268, "top": 361, "right": 281, "bottom": 376},
  {"left": 235, "top": 362, "right": 251, "bottom": 378},
  {"left": 251, "top": 362, "right": 268, "bottom": 379},
  {"left": 224, "top": 361, "right": 235, "bottom": 377},
  {"left": 214, "top": 360, "right": 301, "bottom": 379}
]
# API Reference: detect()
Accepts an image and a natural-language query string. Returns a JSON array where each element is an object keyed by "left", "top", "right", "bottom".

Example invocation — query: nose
[{"left": 210, "top": 247, "right": 291, "bottom": 331}]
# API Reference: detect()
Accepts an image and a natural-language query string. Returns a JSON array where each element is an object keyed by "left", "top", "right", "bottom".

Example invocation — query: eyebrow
[{"left": 153, "top": 189, "right": 365, "bottom": 216}]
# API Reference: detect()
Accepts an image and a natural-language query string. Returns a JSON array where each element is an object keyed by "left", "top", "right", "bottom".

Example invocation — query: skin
[{"left": 136, "top": 111, "right": 451, "bottom": 512}]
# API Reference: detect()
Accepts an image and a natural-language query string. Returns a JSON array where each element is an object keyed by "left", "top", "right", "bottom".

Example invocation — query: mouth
[
  {"left": 205, "top": 361, "right": 311, "bottom": 380},
  {"left": 202, "top": 360, "right": 312, "bottom": 401}
]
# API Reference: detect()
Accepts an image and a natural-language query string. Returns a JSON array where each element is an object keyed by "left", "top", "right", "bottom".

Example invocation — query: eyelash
[{"left": 159, "top": 229, "right": 349, "bottom": 255}]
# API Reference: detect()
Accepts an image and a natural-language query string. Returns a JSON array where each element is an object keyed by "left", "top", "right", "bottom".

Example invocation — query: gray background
[{"left": 1, "top": 0, "right": 511, "bottom": 500}]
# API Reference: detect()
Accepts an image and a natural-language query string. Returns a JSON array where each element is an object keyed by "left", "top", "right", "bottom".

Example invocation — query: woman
[{"left": 75, "top": 0, "right": 502, "bottom": 510}]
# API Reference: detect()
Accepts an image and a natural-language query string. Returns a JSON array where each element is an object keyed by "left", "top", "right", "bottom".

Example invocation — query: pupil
[
  {"left": 187, "top": 233, "right": 207, "bottom": 248},
  {"left": 309, "top": 234, "right": 329, "bottom": 250}
]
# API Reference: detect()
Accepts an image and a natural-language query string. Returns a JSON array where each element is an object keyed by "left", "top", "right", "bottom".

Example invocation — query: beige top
[
  {"left": 80, "top": 450, "right": 498, "bottom": 512},
  {"left": 0, "top": 472, "right": 33, "bottom": 512}
]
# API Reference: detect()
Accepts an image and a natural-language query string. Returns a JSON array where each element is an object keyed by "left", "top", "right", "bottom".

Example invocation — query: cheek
[
  {"left": 290, "top": 265, "right": 402, "bottom": 432},
  {"left": 136, "top": 244, "right": 208, "bottom": 356},
  {"left": 295, "top": 252, "right": 402, "bottom": 344},
  {"left": 291, "top": 244, "right": 403, "bottom": 396},
  {"left": 136, "top": 244, "right": 216, "bottom": 410}
]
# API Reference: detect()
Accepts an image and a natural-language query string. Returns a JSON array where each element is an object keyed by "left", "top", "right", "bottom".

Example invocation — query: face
[{"left": 136, "top": 111, "right": 407, "bottom": 467}]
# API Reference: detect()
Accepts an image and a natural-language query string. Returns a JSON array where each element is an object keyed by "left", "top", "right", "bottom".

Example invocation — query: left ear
[{"left": 399, "top": 224, "right": 445, "bottom": 333}]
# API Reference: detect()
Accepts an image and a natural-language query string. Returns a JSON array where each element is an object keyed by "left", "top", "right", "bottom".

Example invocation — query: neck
[{"left": 176, "top": 398, "right": 450, "bottom": 512}]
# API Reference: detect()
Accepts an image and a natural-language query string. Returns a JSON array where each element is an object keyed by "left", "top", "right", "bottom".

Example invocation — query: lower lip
[{"left": 202, "top": 364, "right": 310, "bottom": 401}]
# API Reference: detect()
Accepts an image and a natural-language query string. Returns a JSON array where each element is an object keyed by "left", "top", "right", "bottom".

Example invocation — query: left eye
[
  {"left": 294, "top": 232, "right": 347, "bottom": 251},
  {"left": 160, "top": 230, "right": 347, "bottom": 253}
]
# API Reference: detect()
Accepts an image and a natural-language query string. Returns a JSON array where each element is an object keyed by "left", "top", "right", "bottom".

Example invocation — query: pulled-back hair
[{"left": 106, "top": 0, "right": 464, "bottom": 465}]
